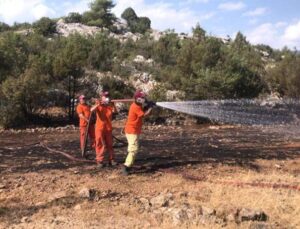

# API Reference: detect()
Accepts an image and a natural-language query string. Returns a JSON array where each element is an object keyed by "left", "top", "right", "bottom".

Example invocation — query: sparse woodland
[{"left": 0, "top": 0, "right": 299, "bottom": 128}]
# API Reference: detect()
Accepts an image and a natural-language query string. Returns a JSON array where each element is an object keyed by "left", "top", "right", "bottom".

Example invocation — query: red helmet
[
  {"left": 78, "top": 95, "right": 85, "bottom": 100},
  {"left": 134, "top": 90, "right": 146, "bottom": 99},
  {"left": 100, "top": 91, "right": 109, "bottom": 97}
]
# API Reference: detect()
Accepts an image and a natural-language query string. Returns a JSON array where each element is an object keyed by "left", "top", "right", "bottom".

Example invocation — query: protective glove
[{"left": 143, "top": 100, "right": 156, "bottom": 111}]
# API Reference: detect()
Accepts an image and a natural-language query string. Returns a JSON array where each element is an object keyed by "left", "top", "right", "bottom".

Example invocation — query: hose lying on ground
[
  {"left": 159, "top": 168, "right": 300, "bottom": 192},
  {"left": 40, "top": 142, "right": 94, "bottom": 163}
]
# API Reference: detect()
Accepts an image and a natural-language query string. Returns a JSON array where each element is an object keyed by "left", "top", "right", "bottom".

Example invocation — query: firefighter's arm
[
  {"left": 77, "top": 106, "right": 88, "bottom": 121},
  {"left": 144, "top": 107, "right": 152, "bottom": 117},
  {"left": 91, "top": 100, "right": 101, "bottom": 112},
  {"left": 111, "top": 102, "right": 118, "bottom": 113},
  {"left": 90, "top": 104, "right": 99, "bottom": 112},
  {"left": 143, "top": 100, "right": 155, "bottom": 117},
  {"left": 79, "top": 113, "right": 88, "bottom": 122}
]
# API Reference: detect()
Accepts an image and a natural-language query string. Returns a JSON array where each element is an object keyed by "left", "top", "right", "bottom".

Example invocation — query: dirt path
[{"left": 0, "top": 124, "right": 299, "bottom": 228}]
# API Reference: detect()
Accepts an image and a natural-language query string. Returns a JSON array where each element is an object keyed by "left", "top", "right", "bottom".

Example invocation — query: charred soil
[{"left": 0, "top": 122, "right": 299, "bottom": 228}]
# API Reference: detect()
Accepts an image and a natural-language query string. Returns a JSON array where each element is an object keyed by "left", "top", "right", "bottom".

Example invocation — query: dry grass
[{"left": 0, "top": 168, "right": 299, "bottom": 228}]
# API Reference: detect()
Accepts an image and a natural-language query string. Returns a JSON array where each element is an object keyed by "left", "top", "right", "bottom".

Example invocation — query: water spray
[{"left": 156, "top": 99, "right": 300, "bottom": 125}]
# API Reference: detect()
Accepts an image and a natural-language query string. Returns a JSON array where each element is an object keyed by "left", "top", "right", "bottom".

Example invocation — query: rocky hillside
[{"left": 1, "top": 0, "right": 299, "bottom": 128}]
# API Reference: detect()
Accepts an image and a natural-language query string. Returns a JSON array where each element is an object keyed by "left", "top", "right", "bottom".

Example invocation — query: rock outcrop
[
  {"left": 56, "top": 19, "right": 103, "bottom": 36},
  {"left": 56, "top": 19, "right": 142, "bottom": 43}
]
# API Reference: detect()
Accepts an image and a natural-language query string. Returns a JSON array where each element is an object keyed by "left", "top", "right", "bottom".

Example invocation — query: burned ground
[{"left": 0, "top": 123, "right": 299, "bottom": 228}]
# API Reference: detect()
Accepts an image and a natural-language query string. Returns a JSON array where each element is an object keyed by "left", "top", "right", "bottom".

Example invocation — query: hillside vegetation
[{"left": 0, "top": 0, "right": 299, "bottom": 128}]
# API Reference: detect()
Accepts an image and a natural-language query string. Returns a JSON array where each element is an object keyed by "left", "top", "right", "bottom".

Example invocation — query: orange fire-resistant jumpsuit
[
  {"left": 123, "top": 102, "right": 145, "bottom": 167},
  {"left": 76, "top": 104, "right": 95, "bottom": 150},
  {"left": 94, "top": 103, "right": 116, "bottom": 164}
]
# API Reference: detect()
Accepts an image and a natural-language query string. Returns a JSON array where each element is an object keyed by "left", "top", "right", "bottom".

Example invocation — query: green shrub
[
  {"left": 10, "top": 22, "right": 32, "bottom": 31},
  {"left": 121, "top": 7, "right": 151, "bottom": 34},
  {"left": 33, "top": 17, "right": 56, "bottom": 36},
  {"left": 82, "top": 0, "right": 116, "bottom": 28},
  {"left": 0, "top": 77, "right": 26, "bottom": 128},
  {"left": 121, "top": 7, "right": 138, "bottom": 22},
  {"left": 88, "top": 33, "right": 119, "bottom": 71},
  {"left": 65, "top": 12, "right": 83, "bottom": 23},
  {"left": 266, "top": 53, "right": 300, "bottom": 97},
  {"left": 0, "top": 22, "right": 10, "bottom": 32},
  {"left": 99, "top": 76, "right": 135, "bottom": 99}
]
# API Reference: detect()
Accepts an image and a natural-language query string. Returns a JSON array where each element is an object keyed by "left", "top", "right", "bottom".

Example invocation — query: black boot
[
  {"left": 97, "top": 162, "right": 105, "bottom": 169},
  {"left": 109, "top": 160, "right": 118, "bottom": 166},
  {"left": 122, "top": 165, "right": 130, "bottom": 176}
]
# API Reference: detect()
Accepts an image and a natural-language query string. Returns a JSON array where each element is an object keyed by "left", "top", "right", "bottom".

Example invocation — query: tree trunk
[
  {"left": 68, "top": 75, "right": 71, "bottom": 121},
  {"left": 71, "top": 75, "right": 76, "bottom": 120}
]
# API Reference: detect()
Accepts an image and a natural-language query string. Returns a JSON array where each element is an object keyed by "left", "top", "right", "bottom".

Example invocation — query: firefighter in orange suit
[
  {"left": 91, "top": 92, "right": 118, "bottom": 168},
  {"left": 76, "top": 95, "right": 95, "bottom": 151}
]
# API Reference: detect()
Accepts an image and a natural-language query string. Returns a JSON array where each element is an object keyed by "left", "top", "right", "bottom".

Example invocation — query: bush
[
  {"left": 0, "top": 22, "right": 10, "bottom": 32},
  {"left": 266, "top": 53, "right": 300, "bottom": 97},
  {"left": 0, "top": 100, "right": 26, "bottom": 128},
  {"left": 65, "top": 12, "right": 83, "bottom": 23},
  {"left": 129, "top": 17, "right": 151, "bottom": 34},
  {"left": 121, "top": 7, "right": 151, "bottom": 34},
  {"left": 148, "top": 85, "right": 167, "bottom": 102},
  {"left": 192, "top": 23, "right": 206, "bottom": 42},
  {"left": 0, "top": 32, "right": 28, "bottom": 83},
  {"left": 21, "top": 60, "right": 51, "bottom": 114},
  {"left": 112, "top": 61, "right": 132, "bottom": 78},
  {"left": 153, "top": 32, "right": 181, "bottom": 65},
  {"left": 82, "top": 0, "right": 116, "bottom": 28},
  {"left": 0, "top": 54, "right": 53, "bottom": 128},
  {"left": 10, "top": 22, "right": 32, "bottom": 31},
  {"left": 33, "top": 17, "right": 56, "bottom": 36},
  {"left": 136, "top": 17, "right": 151, "bottom": 33},
  {"left": 88, "top": 33, "right": 119, "bottom": 71},
  {"left": 121, "top": 7, "right": 138, "bottom": 22},
  {"left": 0, "top": 77, "right": 26, "bottom": 128},
  {"left": 154, "top": 30, "right": 266, "bottom": 100},
  {"left": 25, "top": 33, "right": 48, "bottom": 54},
  {"left": 99, "top": 76, "right": 135, "bottom": 99}
]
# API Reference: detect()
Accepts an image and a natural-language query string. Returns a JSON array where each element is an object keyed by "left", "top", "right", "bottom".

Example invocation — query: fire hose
[
  {"left": 158, "top": 168, "right": 300, "bottom": 192},
  {"left": 40, "top": 142, "right": 94, "bottom": 163}
]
